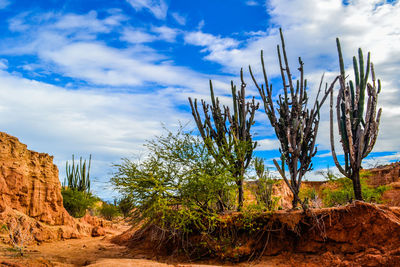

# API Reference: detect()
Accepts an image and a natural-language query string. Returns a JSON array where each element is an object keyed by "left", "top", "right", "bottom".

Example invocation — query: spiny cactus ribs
[
  {"left": 64, "top": 154, "right": 92, "bottom": 193},
  {"left": 188, "top": 69, "right": 259, "bottom": 211},
  {"left": 330, "top": 39, "right": 382, "bottom": 201},
  {"left": 249, "top": 29, "right": 338, "bottom": 209}
]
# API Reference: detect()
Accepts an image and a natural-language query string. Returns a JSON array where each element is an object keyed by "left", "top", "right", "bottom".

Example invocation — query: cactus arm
[
  {"left": 357, "top": 48, "right": 369, "bottom": 125},
  {"left": 363, "top": 108, "right": 381, "bottom": 157},
  {"left": 343, "top": 84, "right": 356, "bottom": 166},
  {"left": 365, "top": 52, "right": 371, "bottom": 87},
  {"left": 336, "top": 38, "right": 346, "bottom": 77},
  {"left": 359, "top": 48, "right": 365, "bottom": 93},
  {"left": 279, "top": 28, "right": 295, "bottom": 100}
]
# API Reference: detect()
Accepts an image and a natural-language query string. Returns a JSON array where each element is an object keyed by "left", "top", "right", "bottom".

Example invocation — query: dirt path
[
  {"left": 0, "top": 221, "right": 305, "bottom": 267},
  {"left": 0, "top": 222, "right": 232, "bottom": 267}
]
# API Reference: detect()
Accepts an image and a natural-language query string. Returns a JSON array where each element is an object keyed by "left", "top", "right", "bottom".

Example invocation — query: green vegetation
[
  {"left": 249, "top": 158, "right": 280, "bottom": 211},
  {"left": 100, "top": 202, "right": 121, "bottom": 220},
  {"left": 62, "top": 154, "right": 97, "bottom": 218},
  {"left": 64, "top": 154, "right": 91, "bottom": 193},
  {"left": 299, "top": 186, "right": 317, "bottom": 205},
  {"left": 322, "top": 177, "right": 390, "bottom": 207},
  {"left": 117, "top": 196, "right": 134, "bottom": 218},
  {"left": 111, "top": 126, "right": 235, "bottom": 234},
  {"left": 188, "top": 69, "right": 259, "bottom": 211},
  {"left": 61, "top": 188, "right": 98, "bottom": 218}
]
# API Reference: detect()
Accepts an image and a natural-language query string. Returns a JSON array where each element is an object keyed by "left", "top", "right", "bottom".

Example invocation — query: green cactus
[
  {"left": 188, "top": 68, "right": 259, "bottom": 211},
  {"left": 64, "top": 154, "right": 91, "bottom": 194},
  {"left": 330, "top": 39, "right": 382, "bottom": 201}
]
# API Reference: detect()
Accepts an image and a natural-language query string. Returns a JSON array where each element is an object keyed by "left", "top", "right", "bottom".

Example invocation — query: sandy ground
[
  {"left": 0, "top": 221, "right": 232, "bottom": 267},
  {"left": 0, "top": 220, "right": 309, "bottom": 267}
]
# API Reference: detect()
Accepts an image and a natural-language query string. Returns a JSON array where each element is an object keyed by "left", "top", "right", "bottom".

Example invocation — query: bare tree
[
  {"left": 330, "top": 38, "right": 382, "bottom": 200},
  {"left": 188, "top": 69, "right": 259, "bottom": 211},
  {"left": 249, "top": 29, "right": 338, "bottom": 209}
]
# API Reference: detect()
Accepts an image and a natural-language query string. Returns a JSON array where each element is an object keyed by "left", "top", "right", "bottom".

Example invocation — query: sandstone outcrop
[
  {"left": 0, "top": 132, "right": 71, "bottom": 225},
  {"left": 364, "top": 162, "right": 400, "bottom": 187},
  {"left": 0, "top": 131, "right": 107, "bottom": 245}
]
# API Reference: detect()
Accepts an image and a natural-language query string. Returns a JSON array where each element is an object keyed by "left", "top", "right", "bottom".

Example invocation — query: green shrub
[
  {"left": 100, "top": 202, "right": 121, "bottom": 221},
  {"left": 118, "top": 196, "right": 134, "bottom": 218},
  {"left": 299, "top": 186, "right": 317, "bottom": 202},
  {"left": 322, "top": 177, "right": 390, "bottom": 207},
  {"left": 111, "top": 126, "right": 235, "bottom": 234},
  {"left": 250, "top": 158, "right": 280, "bottom": 211},
  {"left": 61, "top": 188, "right": 97, "bottom": 218}
]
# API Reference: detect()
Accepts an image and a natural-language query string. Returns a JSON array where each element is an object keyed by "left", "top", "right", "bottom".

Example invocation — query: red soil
[{"left": 113, "top": 201, "right": 400, "bottom": 266}]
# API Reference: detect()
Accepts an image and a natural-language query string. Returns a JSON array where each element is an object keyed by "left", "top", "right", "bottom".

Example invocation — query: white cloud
[
  {"left": 0, "top": 59, "right": 7, "bottom": 69},
  {"left": 38, "top": 41, "right": 210, "bottom": 89},
  {"left": 184, "top": 31, "right": 239, "bottom": 54},
  {"left": 171, "top": 12, "right": 186, "bottom": 25},
  {"left": 1, "top": 12, "right": 217, "bottom": 91},
  {"left": 246, "top": 0, "right": 259, "bottom": 6},
  {"left": 121, "top": 26, "right": 179, "bottom": 44},
  {"left": 151, "top": 26, "right": 179, "bottom": 42},
  {"left": 122, "top": 28, "right": 157, "bottom": 43},
  {"left": 362, "top": 152, "right": 400, "bottom": 168},
  {"left": 0, "top": 69, "right": 191, "bottom": 197},
  {"left": 0, "top": 0, "right": 10, "bottom": 9},
  {"left": 255, "top": 138, "right": 279, "bottom": 151},
  {"left": 197, "top": 20, "right": 205, "bottom": 30},
  {"left": 126, "top": 0, "right": 168, "bottom": 20},
  {"left": 184, "top": 0, "right": 400, "bottom": 154}
]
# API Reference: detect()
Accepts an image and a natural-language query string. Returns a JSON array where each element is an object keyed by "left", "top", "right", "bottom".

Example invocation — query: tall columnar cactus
[
  {"left": 249, "top": 29, "right": 339, "bottom": 209},
  {"left": 330, "top": 39, "right": 382, "bottom": 200},
  {"left": 188, "top": 69, "right": 259, "bottom": 211},
  {"left": 64, "top": 154, "right": 91, "bottom": 194}
]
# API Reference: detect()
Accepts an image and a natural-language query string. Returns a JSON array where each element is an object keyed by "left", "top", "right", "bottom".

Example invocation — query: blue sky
[{"left": 0, "top": 0, "right": 399, "bottom": 200}]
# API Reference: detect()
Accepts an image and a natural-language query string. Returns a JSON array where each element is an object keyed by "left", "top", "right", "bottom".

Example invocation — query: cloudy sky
[{"left": 0, "top": 0, "right": 399, "bottom": 199}]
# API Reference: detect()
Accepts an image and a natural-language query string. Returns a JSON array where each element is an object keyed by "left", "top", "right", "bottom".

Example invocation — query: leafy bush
[
  {"left": 61, "top": 188, "right": 97, "bottom": 218},
  {"left": 100, "top": 202, "right": 121, "bottom": 220},
  {"left": 322, "top": 177, "right": 390, "bottom": 207},
  {"left": 249, "top": 158, "right": 280, "bottom": 211},
  {"left": 111, "top": 126, "right": 235, "bottom": 234},
  {"left": 299, "top": 186, "right": 317, "bottom": 202},
  {"left": 118, "top": 196, "right": 134, "bottom": 218}
]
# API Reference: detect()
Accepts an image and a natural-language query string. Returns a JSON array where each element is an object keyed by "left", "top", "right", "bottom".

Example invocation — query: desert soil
[{"left": 0, "top": 219, "right": 306, "bottom": 267}]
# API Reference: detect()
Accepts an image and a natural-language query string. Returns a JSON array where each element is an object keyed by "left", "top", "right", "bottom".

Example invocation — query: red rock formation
[
  {"left": 364, "top": 162, "right": 400, "bottom": 187},
  {"left": 0, "top": 132, "right": 72, "bottom": 225},
  {"left": 0, "top": 131, "right": 109, "bottom": 245}
]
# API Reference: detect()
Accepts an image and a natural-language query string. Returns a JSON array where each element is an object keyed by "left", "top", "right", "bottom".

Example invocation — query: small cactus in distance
[{"left": 64, "top": 154, "right": 91, "bottom": 194}]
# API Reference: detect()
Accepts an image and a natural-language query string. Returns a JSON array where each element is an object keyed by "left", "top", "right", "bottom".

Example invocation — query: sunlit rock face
[{"left": 0, "top": 131, "right": 71, "bottom": 225}]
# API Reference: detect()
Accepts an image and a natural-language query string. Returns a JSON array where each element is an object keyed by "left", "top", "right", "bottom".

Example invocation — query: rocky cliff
[
  {"left": 0, "top": 132, "right": 71, "bottom": 225},
  {"left": 0, "top": 132, "right": 110, "bottom": 245}
]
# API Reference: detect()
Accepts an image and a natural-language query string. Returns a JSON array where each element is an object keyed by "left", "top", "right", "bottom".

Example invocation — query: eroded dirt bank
[
  {"left": 113, "top": 202, "right": 400, "bottom": 266},
  {"left": 3, "top": 202, "right": 400, "bottom": 266}
]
